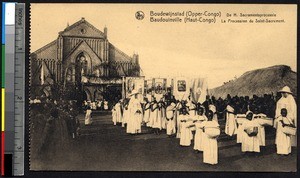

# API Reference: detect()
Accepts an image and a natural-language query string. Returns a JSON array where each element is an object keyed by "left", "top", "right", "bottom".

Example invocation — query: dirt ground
[{"left": 30, "top": 112, "right": 297, "bottom": 172}]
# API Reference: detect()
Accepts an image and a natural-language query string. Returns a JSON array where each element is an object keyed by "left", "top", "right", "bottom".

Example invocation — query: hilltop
[{"left": 210, "top": 65, "right": 297, "bottom": 98}]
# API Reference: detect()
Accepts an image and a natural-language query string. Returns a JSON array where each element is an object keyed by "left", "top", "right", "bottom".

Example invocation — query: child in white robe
[
  {"left": 194, "top": 106, "right": 208, "bottom": 152},
  {"left": 241, "top": 111, "right": 261, "bottom": 154},
  {"left": 202, "top": 110, "right": 220, "bottom": 165},
  {"left": 179, "top": 107, "right": 192, "bottom": 146},
  {"left": 275, "top": 108, "right": 294, "bottom": 155}
]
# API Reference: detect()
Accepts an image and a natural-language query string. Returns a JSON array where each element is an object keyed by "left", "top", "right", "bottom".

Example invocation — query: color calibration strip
[
  {"left": 1, "top": 2, "right": 25, "bottom": 176},
  {"left": 1, "top": 3, "right": 7, "bottom": 175}
]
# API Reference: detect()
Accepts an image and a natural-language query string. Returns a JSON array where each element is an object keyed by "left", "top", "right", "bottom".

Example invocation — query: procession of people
[
  {"left": 111, "top": 86, "right": 297, "bottom": 165},
  {"left": 30, "top": 84, "right": 297, "bottom": 166}
]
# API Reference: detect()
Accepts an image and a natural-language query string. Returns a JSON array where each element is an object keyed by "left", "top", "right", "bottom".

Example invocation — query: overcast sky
[{"left": 31, "top": 4, "right": 297, "bottom": 88}]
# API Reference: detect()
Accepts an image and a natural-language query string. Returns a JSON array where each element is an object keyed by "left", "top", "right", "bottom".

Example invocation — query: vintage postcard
[{"left": 29, "top": 3, "right": 297, "bottom": 171}]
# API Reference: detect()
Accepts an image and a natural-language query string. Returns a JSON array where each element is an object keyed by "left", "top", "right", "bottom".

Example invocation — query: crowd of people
[
  {"left": 110, "top": 86, "right": 297, "bottom": 165},
  {"left": 30, "top": 98, "right": 81, "bottom": 158},
  {"left": 82, "top": 99, "right": 110, "bottom": 111}
]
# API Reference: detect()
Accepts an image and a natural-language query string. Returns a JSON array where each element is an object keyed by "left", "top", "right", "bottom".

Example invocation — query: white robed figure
[
  {"left": 127, "top": 91, "right": 143, "bottom": 134},
  {"left": 275, "top": 86, "right": 297, "bottom": 147},
  {"left": 166, "top": 102, "right": 176, "bottom": 136},
  {"left": 143, "top": 98, "right": 151, "bottom": 125},
  {"left": 179, "top": 107, "right": 192, "bottom": 146},
  {"left": 236, "top": 114, "right": 247, "bottom": 143},
  {"left": 176, "top": 101, "right": 185, "bottom": 138},
  {"left": 112, "top": 106, "right": 117, "bottom": 125},
  {"left": 202, "top": 110, "right": 220, "bottom": 165},
  {"left": 209, "top": 104, "right": 218, "bottom": 123},
  {"left": 161, "top": 102, "right": 167, "bottom": 130},
  {"left": 85, "top": 103, "right": 93, "bottom": 125},
  {"left": 187, "top": 98, "right": 197, "bottom": 118},
  {"left": 194, "top": 106, "right": 208, "bottom": 152},
  {"left": 115, "top": 101, "right": 122, "bottom": 124},
  {"left": 187, "top": 99, "right": 197, "bottom": 132},
  {"left": 275, "top": 108, "right": 293, "bottom": 155},
  {"left": 152, "top": 101, "right": 163, "bottom": 131},
  {"left": 143, "top": 100, "right": 151, "bottom": 124},
  {"left": 122, "top": 103, "right": 129, "bottom": 128},
  {"left": 147, "top": 97, "right": 157, "bottom": 128},
  {"left": 254, "top": 113, "right": 267, "bottom": 146},
  {"left": 225, "top": 104, "right": 237, "bottom": 136},
  {"left": 241, "top": 111, "right": 261, "bottom": 153}
]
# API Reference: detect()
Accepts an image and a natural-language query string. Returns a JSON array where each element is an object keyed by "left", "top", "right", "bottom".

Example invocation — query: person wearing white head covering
[
  {"left": 166, "top": 102, "right": 177, "bottom": 136},
  {"left": 275, "top": 86, "right": 297, "bottom": 147},
  {"left": 147, "top": 96, "right": 157, "bottom": 128},
  {"left": 208, "top": 104, "right": 218, "bottom": 123},
  {"left": 179, "top": 107, "right": 192, "bottom": 146},
  {"left": 186, "top": 97, "right": 197, "bottom": 134},
  {"left": 225, "top": 104, "right": 237, "bottom": 137},
  {"left": 85, "top": 102, "right": 93, "bottom": 125},
  {"left": 202, "top": 110, "right": 220, "bottom": 165},
  {"left": 186, "top": 97, "right": 197, "bottom": 118},
  {"left": 194, "top": 105, "right": 208, "bottom": 152},
  {"left": 115, "top": 100, "right": 122, "bottom": 124},
  {"left": 160, "top": 99, "right": 167, "bottom": 130},
  {"left": 112, "top": 106, "right": 117, "bottom": 125},
  {"left": 176, "top": 100, "right": 185, "bottom": 138},
  {"left": 241, "top": 111, "right": 261, "bottom": 153},
  {"left": 152, "top": 99, "right": 164, "bottom": 134},
  {"left": 127, "top": 90, "right": 143, "bottom": 134}
]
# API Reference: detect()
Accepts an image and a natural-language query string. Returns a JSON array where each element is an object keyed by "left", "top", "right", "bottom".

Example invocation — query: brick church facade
[{"left": 30, "top": 17, "right": 141, "bottom": 102}]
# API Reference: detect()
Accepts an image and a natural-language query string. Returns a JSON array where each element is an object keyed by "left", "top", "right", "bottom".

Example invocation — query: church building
[{"left": 30, "top": 17, "right": 141, "bottom": 102}]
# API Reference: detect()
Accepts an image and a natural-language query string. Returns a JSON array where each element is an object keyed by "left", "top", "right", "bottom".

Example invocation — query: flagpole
[{"left": 40, "top": 61, "right": 44, "bottom": 85}]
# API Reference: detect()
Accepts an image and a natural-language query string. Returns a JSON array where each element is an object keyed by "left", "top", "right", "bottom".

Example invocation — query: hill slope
[{"left": 210, "top": 65, "right": 297, "bottom": 98}]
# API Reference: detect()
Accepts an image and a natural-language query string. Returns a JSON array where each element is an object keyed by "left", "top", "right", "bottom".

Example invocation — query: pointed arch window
[{"left": 80, "top": 55, "right": 88, "bottom": 75}]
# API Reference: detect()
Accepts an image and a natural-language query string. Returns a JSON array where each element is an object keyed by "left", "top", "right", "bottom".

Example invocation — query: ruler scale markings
[
  {"left": 4, "top": 3, "right": 16, "bottom": 177},
  {"left": 13, "top": 3, "right": 25, "bottom": 176}
]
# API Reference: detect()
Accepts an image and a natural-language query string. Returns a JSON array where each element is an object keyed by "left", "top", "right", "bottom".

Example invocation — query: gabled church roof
[
  {"left": 64, "top": 39, "right": 103, "bottom": 63},
  {"left": 31, "top": 40, "right": 58, "bottom": 59},
  {"left": 59, "top": 17, "right": 106, "bottom": 38}
]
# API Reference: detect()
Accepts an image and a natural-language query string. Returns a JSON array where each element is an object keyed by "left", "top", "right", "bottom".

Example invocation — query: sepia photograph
[{"left": 29, "top": 3, "right": 297, "bottom": 171}]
